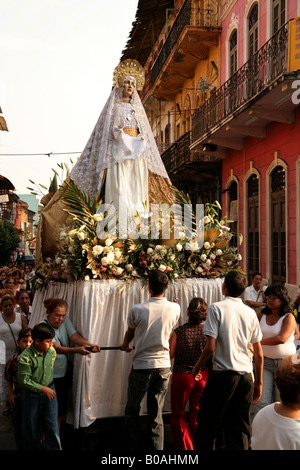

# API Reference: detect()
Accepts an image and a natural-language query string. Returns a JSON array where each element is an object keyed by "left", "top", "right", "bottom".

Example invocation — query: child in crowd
[
  {"left": 17, "top": 322, "right": 61, "bottom": 450},
  {"left": 4, "top": 328, "right": 32, "bottom": 449},
  {"left": 251, "top": 353, "right": 300, "bottom": 450}
]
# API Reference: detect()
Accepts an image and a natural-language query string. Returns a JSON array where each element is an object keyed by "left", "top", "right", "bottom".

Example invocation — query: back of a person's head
[
  {"left": 275, "top": 354, "right": 300, "bottom": 405},
  {"left": 224, "top": 271, "right": 247, "bottom": 297},
  {"left": 32, "top": 323, "right": 55, "bottom": 342},
  {"left": 44, "top": 297, "right": 67, "bottom": 313},
  {"left": 148, "top": 269, "right": 169, "bottom": 296},
  {"left": 188, "top": 297, "right": 208, "bottom": 324}
]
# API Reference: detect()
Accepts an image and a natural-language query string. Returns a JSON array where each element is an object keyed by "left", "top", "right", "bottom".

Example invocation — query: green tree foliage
[{"left": 0, "top": 219, "right": 20, "bottom": 265}]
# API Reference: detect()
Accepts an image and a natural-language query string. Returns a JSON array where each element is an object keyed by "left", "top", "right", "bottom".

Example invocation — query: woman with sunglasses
[{"left": 252, "top": 284, "right": 297, "bottom": 420}]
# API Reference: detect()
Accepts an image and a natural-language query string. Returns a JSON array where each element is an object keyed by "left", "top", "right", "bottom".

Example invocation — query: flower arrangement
[{"left": 31, "top": 182, "right": 244, "bottom": 290}]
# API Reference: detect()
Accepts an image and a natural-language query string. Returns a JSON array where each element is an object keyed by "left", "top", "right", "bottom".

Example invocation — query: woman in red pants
[{"left": 170, "top": 297, "right": 211, "bottom": 450}]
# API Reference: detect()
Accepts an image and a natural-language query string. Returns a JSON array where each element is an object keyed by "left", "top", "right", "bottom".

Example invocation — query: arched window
[
  {"left": 271, "top": 165, "right": 286, "bottom": 284},
  {"left": 249, "top": 3, "right": 259, "bottom": 57},
  {"left": 247, "top": 173, "right": 260, "bottom": 278},
  {"left": 229, "top": 30, "right": 238, "bottom": 76}
]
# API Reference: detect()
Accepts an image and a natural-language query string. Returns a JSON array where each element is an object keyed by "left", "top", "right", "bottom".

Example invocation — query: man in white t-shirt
[
  {"left": 244, "top": 272, "right": 267, "bottom": 312},
  {"left": 193, "top": 270, "right": 263, "bottom": 450},
  {"left": 120, "top": 269, "right": 180, "bottom": 451}
]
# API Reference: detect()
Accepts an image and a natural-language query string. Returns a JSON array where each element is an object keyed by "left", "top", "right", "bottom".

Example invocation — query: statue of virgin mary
[{"left": 35, "top": 59, "right": 174, "bottom": 266}]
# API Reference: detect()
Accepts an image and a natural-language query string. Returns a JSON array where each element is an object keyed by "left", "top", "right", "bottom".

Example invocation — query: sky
[{"left": 0, "top": 0, "right": 139, "bottom": 199}]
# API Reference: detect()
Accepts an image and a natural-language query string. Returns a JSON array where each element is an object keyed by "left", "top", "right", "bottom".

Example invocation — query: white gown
[{"left": 105, "top": 101, "right": 149, "bottom": 216}]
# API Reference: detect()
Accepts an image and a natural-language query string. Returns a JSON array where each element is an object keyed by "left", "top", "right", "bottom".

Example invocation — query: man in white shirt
[
  {"left": 244, "top": 272, "right": 267, "bottom": 312},
  {"left": 121, "top": 269, "right": 180, "bottom": 451},
  {"left": 193, "top": 270, "right": 263, "bottom": 450}
]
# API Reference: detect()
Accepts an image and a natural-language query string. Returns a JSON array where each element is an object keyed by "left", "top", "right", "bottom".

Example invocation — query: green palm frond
[{"left": 60, "top": 181, "right": 101, "bottom": 234}]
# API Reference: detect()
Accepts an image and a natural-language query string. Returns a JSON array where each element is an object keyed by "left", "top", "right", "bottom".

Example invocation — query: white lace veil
[{"left": 69, "top": 79, "right": 169, "bottom": 201}]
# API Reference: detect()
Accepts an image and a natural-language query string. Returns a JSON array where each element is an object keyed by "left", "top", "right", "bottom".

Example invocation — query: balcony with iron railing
[
  {"left": 161, "top": 130, "right": 222, "bottom": 180},
  {"left": 150, "top": 0, "right": 220, "bottom": 100},
  {"left": 191, "top": 21, "right": 299, "bottom": 151}
]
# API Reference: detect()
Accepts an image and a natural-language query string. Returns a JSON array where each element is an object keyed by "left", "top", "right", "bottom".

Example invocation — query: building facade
[{"left": 121, "top": 0, "right": 300, "bottom": 297}]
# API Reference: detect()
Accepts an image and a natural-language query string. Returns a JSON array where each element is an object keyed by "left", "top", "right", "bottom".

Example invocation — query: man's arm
[
  {"left": 192, "top": 336, "right": 216, "bottom": 379},
  {"left": 120, "top": 327, "right": 135, "bottom": 352},
  {"left": 252, "top": 341, "right": 264, "bottom": 403}
]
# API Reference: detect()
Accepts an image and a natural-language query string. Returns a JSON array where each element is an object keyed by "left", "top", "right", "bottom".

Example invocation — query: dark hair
[
  {"left": 44, "top": 298, "right": 68, "bottom": 313},
  {"left": 18, "top": 328, "right": 32, "bottom": 341},
  {"left": 252, "top": 272, "right": 262, "bottom": 279},
  {"left": 16, "top": 289, "right": 30, "bottom": 300},
  {"left": 224, "top": 271, "right": 248, "bottom": 297},
  {"left": 262, "top": 284, "right": 291, "bottom": 317},
  {"left": 187, "top": 297, "right": 208, "bottom": 324},
  {"left": 148, "top": 269, "right": 169, "bottom": 296},
  {"left": 275, "top": 354, "right": 300, "bottom": 405},
  {"left": 0, "top": 294, "right": 15, "bottom": 307},
  {"left": 32, "top": 323, "right": 55, "bottom": 341}
]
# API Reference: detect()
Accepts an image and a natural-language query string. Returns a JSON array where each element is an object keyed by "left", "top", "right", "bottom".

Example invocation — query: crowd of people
[{"left": 0, "top": 260, "right": 300, "bottom": 451}]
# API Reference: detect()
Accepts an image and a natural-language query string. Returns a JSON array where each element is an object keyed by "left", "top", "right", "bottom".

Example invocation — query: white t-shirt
[
  {"left": 127, "top": 296, "right": 180, "bottom": 369},
  {"left": 204, "top": 296, "right": 262, "bottom": 373},
  {"left": 244, "top": 284, "right": 266, "bottom": 304},
  {"left": 251, "top": 403, "right": 300, "bottom": 450}
]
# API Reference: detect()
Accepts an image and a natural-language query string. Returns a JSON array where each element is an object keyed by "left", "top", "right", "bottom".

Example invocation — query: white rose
[
  {"left": 210, "top": 253, "right": 216, "bottom": 260},
  {"left": 131, "top": 270, "right": 137, "bottom": 276},
  {"left": 93, "top": 213, "right": 103, "bottom": 222},
  {"left": 115, "top": 267, "right": 123, "bottom": 276},
  {"left": 196, "top": 266, "right": 203, "bottom": 273},
  {"left": 105, "top": 238, "right": 113, "bottom": 246},
  {"left": 107, "top": 252, "right": 115, "bottom": 262},
  {"left": 55, "top": 257, "right": 61, "bottom": 265},
  {"left": 77, "top": 232, "right": 85, "bottom": 241},
  {"left": 216, "top": 249, "right": 223, "bottom": 256},
  {"left": 125, "top": 264, "right": 133, "bottom": 271},
  {"left": 158, "top": 264, "right": 166, "bottom": 271},
  {"left": 176, "top": 243, "right": 183, "bottom": 252},
  {"left": 101, "top": 257, "right": 109, "bottom": 266},
  {"left": 147, "top": 248, "right": 153, "bottom": 254},
  {"left": 200, "top": 253, "right": 207, "bottom": 261},
  {"left": 93, "top": 245, "right": 103, "bottom": 256},
  {"left": 84, "top": 275, "right": 90, "bottom": 281},
  {"left": 206, "top": 259, "right": 212, "bottom": 266},
  {"left": 204, "top": 241, "right": 210, "bottom": 249},
  {"left": 155, "top": 245, "right": 163, "bottom": 251},
  {"left": 62, "top": 259, "right": 68, "bottom": 266}
]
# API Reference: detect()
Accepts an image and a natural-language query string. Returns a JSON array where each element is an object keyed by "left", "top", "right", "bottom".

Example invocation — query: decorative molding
[{"left": 221, "top": 0, "right": 238, "bottom": 20}]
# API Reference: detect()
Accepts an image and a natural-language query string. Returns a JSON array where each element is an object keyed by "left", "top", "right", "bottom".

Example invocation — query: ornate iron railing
[
  {"left": 191, "top": 21, "right": 290, "bottom": 145},
  {"left": 161, "top": 132, "right": 191, "bottom": 174},
  {"left": 151, "top": 0, "right": 220, "bottom": 85}
]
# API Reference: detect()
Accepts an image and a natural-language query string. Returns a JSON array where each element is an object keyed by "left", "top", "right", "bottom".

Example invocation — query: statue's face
[{"left": 122, "top": 76, "right": 135, "bottom": 98}]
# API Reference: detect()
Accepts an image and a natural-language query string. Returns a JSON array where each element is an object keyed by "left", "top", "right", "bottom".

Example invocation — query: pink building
[{"left": 191, "top": 0, "right": 300, "bottom": 297}]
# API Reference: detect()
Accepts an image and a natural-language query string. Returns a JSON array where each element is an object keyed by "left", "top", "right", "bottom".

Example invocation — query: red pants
[{"left": 170, "top": 370, "right": 209, "bottom": 450}]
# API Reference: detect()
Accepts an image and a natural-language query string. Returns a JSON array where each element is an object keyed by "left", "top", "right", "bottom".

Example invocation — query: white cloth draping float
[{"left": 29, "top": 277, "right": 223, "bottom": 428}]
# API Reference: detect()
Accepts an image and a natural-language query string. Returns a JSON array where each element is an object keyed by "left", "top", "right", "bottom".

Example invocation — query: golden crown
[{"left": 113, "top": 59, "right": 145, "bottom": 91}]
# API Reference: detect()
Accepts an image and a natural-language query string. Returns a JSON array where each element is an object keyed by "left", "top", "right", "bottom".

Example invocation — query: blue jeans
[
  {"left": 125, "top": 367, "right": 171, "bottom": 451},
  {"left": 251, "top": 356, "right": 282, "bottom": 419},
  {"left": 22, "top": 383, "right": 61, "bottom": 450}
]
